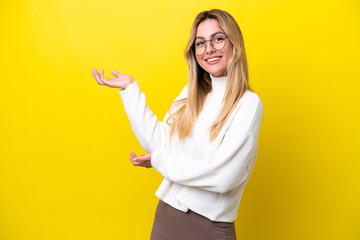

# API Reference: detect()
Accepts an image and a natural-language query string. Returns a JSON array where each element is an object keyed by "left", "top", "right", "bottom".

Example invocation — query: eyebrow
[{"left": 195, "top": 31, "right": 225, "bottom": 40}]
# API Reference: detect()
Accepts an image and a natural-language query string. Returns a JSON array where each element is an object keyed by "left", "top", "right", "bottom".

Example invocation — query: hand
[
  {"left": 129, "top": 152, "right": 153, "bottom": 168},
  {"left": 91, "top": 68, "right": 135, "bottom": 89}
]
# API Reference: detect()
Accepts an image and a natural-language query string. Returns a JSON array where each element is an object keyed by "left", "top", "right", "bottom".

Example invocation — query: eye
[
  {"left": 214, "top": 36, "right": 225, "bottom": 42},
  {"left": 195, "top": 41, "right": 205, "bottom": 47}
]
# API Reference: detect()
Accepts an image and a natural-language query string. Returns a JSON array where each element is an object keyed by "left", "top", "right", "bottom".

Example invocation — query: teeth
[{"left": 206, "top": 57, "right": 220, "bottom": 62}]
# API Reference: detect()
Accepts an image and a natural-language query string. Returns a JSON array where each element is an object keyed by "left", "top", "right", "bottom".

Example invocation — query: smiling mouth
[{"left": 205, "top": 57, "right": 221, "bottom": 62}]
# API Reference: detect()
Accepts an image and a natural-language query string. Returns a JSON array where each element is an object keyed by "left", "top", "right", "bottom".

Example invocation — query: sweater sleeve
[
  {"left": 119, "top": 81, "right": 187, "bottom": 153},
  {"left": 151, "top": 96, "right": 263, "bottom": 194}
]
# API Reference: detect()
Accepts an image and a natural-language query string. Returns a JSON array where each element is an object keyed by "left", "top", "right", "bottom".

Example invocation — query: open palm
[
  {"left": 129, "top": 152, "right": 153, "bottom": 168},
  {"left": 91, "top": 68, "right": 134, "bottom": 89}
]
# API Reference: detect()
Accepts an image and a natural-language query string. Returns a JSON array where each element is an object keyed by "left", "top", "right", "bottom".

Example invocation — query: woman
[{"left": 91, "top": 9, "right": 263, "bottom": 240}]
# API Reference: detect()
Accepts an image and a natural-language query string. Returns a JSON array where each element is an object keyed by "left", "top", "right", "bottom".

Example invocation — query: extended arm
[{"left": 119, "top": 81, "right": 187, "bottom": 153}]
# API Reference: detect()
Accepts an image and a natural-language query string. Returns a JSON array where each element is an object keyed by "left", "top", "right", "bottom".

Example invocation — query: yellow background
[{"left": 1, "top": 0, "right": 359, "bottom": 239}]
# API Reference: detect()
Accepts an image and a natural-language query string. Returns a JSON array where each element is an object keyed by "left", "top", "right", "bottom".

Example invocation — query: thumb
[{"left": 111, "top": 70, "right": 120, "bottom": 77}]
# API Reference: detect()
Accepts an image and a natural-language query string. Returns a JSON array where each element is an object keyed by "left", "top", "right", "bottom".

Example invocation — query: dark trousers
[{"left": 150, "top": 199, "right": 237, "bottom": 240}]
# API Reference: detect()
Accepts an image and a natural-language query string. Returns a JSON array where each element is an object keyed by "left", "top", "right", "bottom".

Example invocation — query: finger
[
  {"left": 100, "top": 69, "right": 112, "bottom": 86},
  {"left": 91, "top": 69, "right": 100, "bottom": 83},
  {"left": 93, "top": 68, "right": 103, "bottom": 84},
  {"left": 100, "top": 68, "right": 104, "bottom": 81},
  {"left": 131, "top": 154, "right": 141, "bottom": 161},
  {"left": 95, "top": 68, "right": 104, "bottom": 83},
  {"left": 91, "top": 69, "right": 96, "bottom": 79},
  {"left": 132, "top": 157, "right": 148, "bottom": 164},
  {"left": 130, "top": 155, "right": 138, "bottom": 163},
  {"left": 131, "top": 158, "right": 146, "bottom": 167},
  {"left": 92, "top": 69, "right": 103, "bottom": 85},
  {"left": 130, "top": 152, "right": 136, "bottom": 160},
  {"left": 111, "top": 70, "right": 120, "bottom": 77},
  {"left": 100, "top": 69, "right": 107, "bottom": 83},
  {"left": 132, "top": 157, "right": 140, "bottom": 162},
  {"left": 134, "top": 155, "right": 148, "bottom": 161},
  {"left": 131, "top": 161, "right": 141, "bottom": 166}
]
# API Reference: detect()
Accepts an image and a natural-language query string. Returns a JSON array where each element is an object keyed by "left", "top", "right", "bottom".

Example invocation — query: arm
[
  {"left": 119, "top": 81, "right": 187, "bottom": 153},
  {"left": 151, "top": 96, "right": 263, "bottom": 194}
]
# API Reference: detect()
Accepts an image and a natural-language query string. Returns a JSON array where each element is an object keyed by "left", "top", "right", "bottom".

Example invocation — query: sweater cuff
[{"left": 118, "top": 80, "right": 138, "bottom": 96}]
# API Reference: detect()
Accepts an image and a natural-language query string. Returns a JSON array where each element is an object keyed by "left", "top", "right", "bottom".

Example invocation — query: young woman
[{"left": 91, "top": 9, "right": 263, "bottom": 240}]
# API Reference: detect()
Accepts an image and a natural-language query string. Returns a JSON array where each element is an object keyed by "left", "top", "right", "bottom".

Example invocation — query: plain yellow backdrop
[{"left": 1, "top": 0, "right": 359, "bottom": 239}]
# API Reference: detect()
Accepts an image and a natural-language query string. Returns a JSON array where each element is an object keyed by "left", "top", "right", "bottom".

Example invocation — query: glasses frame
[{"left": 193, "top": 35, "right": 229, "bottom": 56}]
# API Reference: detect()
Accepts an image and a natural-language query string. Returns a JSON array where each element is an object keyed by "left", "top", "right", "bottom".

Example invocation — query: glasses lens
[
  {"left": 212, "top": 35, "right": 226, "bottom": 50},
  {"left": 196, "top": 48, "right": 205, "bottom": 55},
  {"left": 194, "top": 41, "right": 205, "bottom": 55}
]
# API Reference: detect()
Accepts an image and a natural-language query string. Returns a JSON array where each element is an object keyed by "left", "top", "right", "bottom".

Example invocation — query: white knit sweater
[{"left": 119, "top": 74, "right": 263, "bottom": 222}]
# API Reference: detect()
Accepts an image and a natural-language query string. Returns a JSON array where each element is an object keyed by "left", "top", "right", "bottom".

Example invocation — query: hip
[{"left": 150, "top": 199, "right": 236, "bottom": 240}]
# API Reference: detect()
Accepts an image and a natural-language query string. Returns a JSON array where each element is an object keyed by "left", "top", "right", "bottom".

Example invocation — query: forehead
[{"left": 196, "top": 19, "right": 224, "bottom": 39}]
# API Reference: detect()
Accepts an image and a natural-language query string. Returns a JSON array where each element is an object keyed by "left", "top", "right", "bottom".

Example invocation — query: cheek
[
  {"left": 195, "top": 56, "right": 202, "bottom": 64},
  {"left": 223, "top": 46, "right": 233, "bottom": 65},
  {"left": 195, "top": 56, "right": 200, "bottom": 64},
  {"left": 226, "top": 46, "right": 233, "bottom": 58},
  {"left": 195, "top": 56, "right": 205, "bottom": 68}
]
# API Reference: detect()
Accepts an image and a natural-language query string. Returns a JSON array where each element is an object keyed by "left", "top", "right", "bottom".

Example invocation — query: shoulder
[
  {"left": 229, "top": 89, "right": 263, "bottom": 131},
  {"left": 239, "top": 89, "right": 263, "bottom": 113}
]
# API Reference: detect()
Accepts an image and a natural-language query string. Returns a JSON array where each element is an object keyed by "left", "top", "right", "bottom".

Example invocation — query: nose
[{"left": 205, "top": 40, "right": 216, "bottom": 54}]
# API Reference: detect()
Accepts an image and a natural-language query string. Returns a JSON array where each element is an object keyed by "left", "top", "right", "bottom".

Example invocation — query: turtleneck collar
[{"left": 209, "top": 73, "right": 228, "bottom": 95}]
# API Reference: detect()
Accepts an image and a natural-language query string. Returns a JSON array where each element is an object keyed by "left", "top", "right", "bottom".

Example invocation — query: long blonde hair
[{"left": 167, "top": 9, "right": 252, "bottom": 144}]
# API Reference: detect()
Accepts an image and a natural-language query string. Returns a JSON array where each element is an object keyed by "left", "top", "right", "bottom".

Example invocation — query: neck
[{"left": 209, "top": 73, "right": 227, "bottom": 95}]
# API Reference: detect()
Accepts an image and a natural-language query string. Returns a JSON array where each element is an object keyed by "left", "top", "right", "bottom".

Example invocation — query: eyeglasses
[{"left": 193, "top": 34, "right": 228, "bottom": 56}]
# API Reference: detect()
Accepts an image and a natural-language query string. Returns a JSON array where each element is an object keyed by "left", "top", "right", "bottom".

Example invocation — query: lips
[
  {"left": 205, "top": 56, "right": 222, "bottom": 61},
  {"left": 205, "top": 56, "right": 222, "bottom": 64}
]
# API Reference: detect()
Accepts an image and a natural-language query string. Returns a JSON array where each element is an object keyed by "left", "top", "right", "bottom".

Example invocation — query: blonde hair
[{"left": 167, "top": 9, "right": 252, "bottom": 144}]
